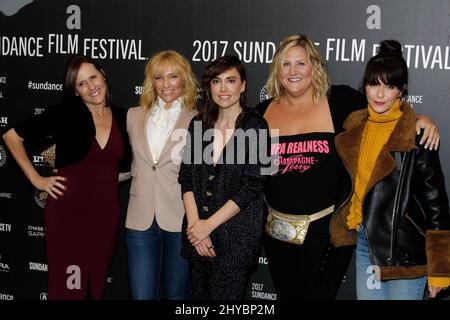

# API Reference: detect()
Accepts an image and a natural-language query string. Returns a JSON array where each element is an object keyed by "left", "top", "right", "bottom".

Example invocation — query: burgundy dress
[{"left": 44, "top": 118, "right": 124, "bottom": 299}]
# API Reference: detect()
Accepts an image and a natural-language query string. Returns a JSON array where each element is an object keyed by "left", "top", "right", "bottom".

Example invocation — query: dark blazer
[
  {"left": 332, "top": 102, "right": 450, "bottom": 280},
  {"left": 14, "top": 97, "right": 131, "bottom": 171},
  {"left": 179, "top": 108, "right": 270, "bottom": 266}
]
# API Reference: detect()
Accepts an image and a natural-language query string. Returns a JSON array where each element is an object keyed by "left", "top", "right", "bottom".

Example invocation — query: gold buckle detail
[{"left": 265, "top": 211, "right": 310, "bottom": 245}]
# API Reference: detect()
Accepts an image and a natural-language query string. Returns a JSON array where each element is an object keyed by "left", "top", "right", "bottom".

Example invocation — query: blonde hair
[
  {"left": 266, "top": 34, "right": 330, "bottom": 103},
  {"left": 140, "top": 50, "right": 198, "bottom": 112}
]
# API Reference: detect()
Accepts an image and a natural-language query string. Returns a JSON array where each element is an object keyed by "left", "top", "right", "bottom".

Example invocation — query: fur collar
[{"left": 335, "top": 101, "right": 417, "bottom": 191}]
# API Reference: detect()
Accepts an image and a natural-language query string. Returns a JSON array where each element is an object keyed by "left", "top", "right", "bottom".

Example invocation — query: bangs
[
  {"left": 152, "top": 60, "right": 181, "bottom": 76},
  {"left": 363, "top": 56, "right": 406, "bottom": 90},
  {"left": 364, "top": 60, "right": 394, "bottom": 85},
  {"left": 365, "top": 70, "right": 390, "bottom": 86}
]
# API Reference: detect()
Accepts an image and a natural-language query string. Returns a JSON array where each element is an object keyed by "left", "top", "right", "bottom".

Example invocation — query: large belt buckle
[{"left": 266, "top": 211, "right": 311, "bottom": 245}]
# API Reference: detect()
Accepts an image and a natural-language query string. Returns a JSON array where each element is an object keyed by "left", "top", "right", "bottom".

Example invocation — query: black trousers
[{"left": 263, "top": 232, "right": 354, "bottom": 300}]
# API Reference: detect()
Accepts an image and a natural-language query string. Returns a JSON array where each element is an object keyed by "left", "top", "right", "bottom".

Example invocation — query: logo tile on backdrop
[
  {"left": 34, "top": 189, "right": 47, "bottom": 208},
  {"left": 0, "top": 146, "right": 7, "bottom": 167}
]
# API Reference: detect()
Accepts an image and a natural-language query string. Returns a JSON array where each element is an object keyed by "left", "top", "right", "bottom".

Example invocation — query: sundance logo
[
  {"left": 134, "top": 85, "right": 142, "bottom": 95},
  {"left": 0, "top": 145, "right": 6, "bottom": 167},
  {"left": 0, "top": 293, "right": 14, "bottom": 300},
  {"left": 29, "top": 262, "right": 48, "bottom": 272},
  {"left": 34, "top": 189, "right": 47, "bottom": 208},
  {"left": 40, "top": 292, "right": 48, "bottom": 300},
  {"left": 34, "top": 107, "right": 45, "bottom": 115},
  {"left": 259, "top": 85, "right": 270, "bottom": 102}
]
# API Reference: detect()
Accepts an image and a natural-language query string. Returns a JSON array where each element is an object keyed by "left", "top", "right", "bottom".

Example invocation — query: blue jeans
[
  {"left": 126, "top": 219, "right": 191, "bottom": 300},
  {"left": 356, "top": 225, "right": 426, "bottom": 300}
]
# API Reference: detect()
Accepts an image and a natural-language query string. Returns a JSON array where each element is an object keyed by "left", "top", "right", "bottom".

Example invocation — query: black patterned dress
[{"left": 179, "top": 109, "right": 269, "bottom": 299}]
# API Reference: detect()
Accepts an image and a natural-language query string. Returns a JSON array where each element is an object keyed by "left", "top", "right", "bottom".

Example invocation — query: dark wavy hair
[
  {"left": 63, "top": 55, "right": 111, "bottom": 106},
  {"left": 363, "top": 40, "right": 408, "bottom": 97},
  {"left": 200, "top": 55, "right": 247, "bottom": 129}
]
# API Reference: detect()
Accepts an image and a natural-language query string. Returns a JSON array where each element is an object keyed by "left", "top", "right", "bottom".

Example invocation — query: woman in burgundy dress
[{"left": 2, "top": 56, "right": 131, "bottom": 299}]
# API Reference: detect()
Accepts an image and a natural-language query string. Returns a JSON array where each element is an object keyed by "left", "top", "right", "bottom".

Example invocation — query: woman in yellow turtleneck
[{"left": 333, "top": 40, "right": 450, "bottom": 300}]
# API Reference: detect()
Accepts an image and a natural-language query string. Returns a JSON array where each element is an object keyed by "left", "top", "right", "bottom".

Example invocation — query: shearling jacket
[{"left": 331, "top": 102, "right": 450, "bottom": 280}]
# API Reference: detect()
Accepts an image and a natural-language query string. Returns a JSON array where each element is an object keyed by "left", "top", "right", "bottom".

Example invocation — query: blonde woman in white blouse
[{"left": 126, "top": 50, "right": 197, "bottom": 299}]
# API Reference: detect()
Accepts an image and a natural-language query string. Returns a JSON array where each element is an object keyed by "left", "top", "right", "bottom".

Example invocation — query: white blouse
[{"left": 146, "top": 97, "right": 182, "bottom": 163}]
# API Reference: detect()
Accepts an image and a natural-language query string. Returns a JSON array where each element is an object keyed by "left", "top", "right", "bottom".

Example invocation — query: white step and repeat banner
[{"left": 1, "top": 0, "right": 449, "bottom": 301}]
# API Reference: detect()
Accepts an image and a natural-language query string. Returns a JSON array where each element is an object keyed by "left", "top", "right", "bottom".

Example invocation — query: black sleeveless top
[
  {"left": 265, "top": 132, "right": 339, "bottom": 241},
  {"left": 265, "top": 132, "right": 339, "bottom": 214}
]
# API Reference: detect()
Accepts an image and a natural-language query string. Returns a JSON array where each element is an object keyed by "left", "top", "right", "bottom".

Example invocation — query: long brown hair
[{"left": 200, "top": 55, "right": 247, "bottom": 129}]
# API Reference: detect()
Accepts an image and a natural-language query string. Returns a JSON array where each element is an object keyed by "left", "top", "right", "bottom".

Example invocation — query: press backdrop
[{"left": 1, "top": 0, "right": 449, "bottom": 300}]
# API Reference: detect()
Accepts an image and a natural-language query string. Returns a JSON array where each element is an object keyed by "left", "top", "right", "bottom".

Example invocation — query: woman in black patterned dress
[{"left": 179, "top": 56, "right": 270, "bottom": 299}]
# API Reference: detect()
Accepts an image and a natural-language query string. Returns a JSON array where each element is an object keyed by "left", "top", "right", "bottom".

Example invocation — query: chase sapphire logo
[{"left": 34, "top": 189, "right": 47, "bottom": 208}]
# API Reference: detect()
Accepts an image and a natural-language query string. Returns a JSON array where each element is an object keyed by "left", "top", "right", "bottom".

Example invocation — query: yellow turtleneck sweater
[
  {"left": 347, "top": 99, "right": 450, "bottom": 288},
  {"left": 347, "top": 99, "right": 402, "bottom": 230}
]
